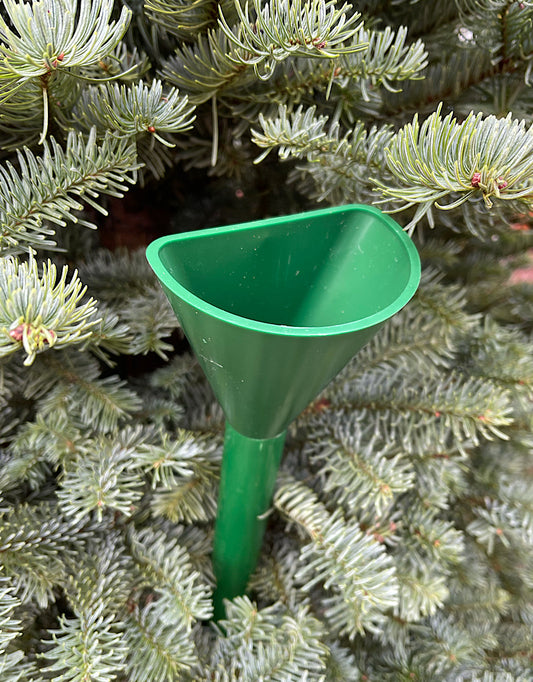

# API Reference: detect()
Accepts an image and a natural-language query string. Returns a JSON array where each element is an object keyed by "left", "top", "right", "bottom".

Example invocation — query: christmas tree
[{"left": 0, "top": 0, "right": 532, "bottom": 679}]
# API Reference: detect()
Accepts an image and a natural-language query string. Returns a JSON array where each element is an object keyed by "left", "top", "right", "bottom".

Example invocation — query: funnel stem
[{"left": 212, "top": 423, "right": 286, "bottom": 620}]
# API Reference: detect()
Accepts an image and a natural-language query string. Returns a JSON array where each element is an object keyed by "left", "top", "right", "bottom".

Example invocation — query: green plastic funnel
[{"left": 146, "top": 204, "right": 420, "bottom": 618}]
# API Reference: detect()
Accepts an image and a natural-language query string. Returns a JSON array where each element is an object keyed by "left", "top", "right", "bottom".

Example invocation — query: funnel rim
[{"left": 146, "top": 204, "right": 421, "bottom": 337}]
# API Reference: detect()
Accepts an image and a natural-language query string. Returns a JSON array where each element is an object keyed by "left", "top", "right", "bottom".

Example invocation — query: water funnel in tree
[{"left": 146, "top": 204, "right": 420, "bottom": 619}]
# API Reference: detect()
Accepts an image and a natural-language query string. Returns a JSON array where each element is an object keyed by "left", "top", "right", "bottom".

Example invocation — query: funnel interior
[{"left": 150, "top": 205, "right": 419, "bottom": 332}]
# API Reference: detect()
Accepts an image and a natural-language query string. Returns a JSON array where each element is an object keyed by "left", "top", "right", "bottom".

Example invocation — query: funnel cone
[
  {"left": 146, "top": 204, "right": 420, "bottom": 439},
  {"left": 146, "top": 203, "right": 420, "bottom": 616}
]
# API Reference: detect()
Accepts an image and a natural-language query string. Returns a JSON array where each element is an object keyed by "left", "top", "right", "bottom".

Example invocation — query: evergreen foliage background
[{"left": 0, "top": 0, "right": 532, "bottom": 679}]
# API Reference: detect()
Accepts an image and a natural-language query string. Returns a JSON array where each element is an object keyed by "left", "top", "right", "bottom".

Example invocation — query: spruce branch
[
  {"left": 252, "top": 103, "right": 330, "bottom": 160},
  {"left": 0, "top": 0, "right": 131, "bottom": 80},
  {"left": 456, "top": 318, "right": 533, "bottom": 413},
  {"left": 497, "top": 477, "right": 533, "bottom": 540},
  {"left": 382, "top": 45, "right": 497, "bottom": 123},
  {"left": 74, "top": 79, "right": 196, "bottom": 147},
  {"left": 41, "top": 606, "right": 127, "bottom": 682},
  {"left": 399, "top": 505, "right": 465, "bottom": 568},
  {"left": 220, "top": 17, "right": 426, "bottom": 121},
  {"left": 36, "top": 352, "right": 142, "bottom": 433},
  {"left": 1, "top": 412, "right": 86, "bottom": 492},
  {"left": 219, "top": 0, "right": 366, "bottom": 76},
  {"left": 0, "top": 0, "right": 132, "bottom": 142},
  {"left": 80, "top": 41, "right": 151, "bottom": 83},
  {"left": 0, "top": 578, "right": 24, "bottom": 667},
  {"left": 456, "top": 0, "right": 533, "bottom": 63},
  {"left": 326, "top": 359, "right": 514, "bottom": 456},
  {"left": 0, "top": 360, "right": 32, "bottom": 445},
  {"left": 117, "top": 289, "right": 178, "bottom": 359},
  {"left": 123, "top": 602, "right": 198, "bottom": 681},
  {"left": 252, "top": 104, "right": 395, "bottom": 203},
  {"left": 56, "top": 428, "right": 149, "bottom": 522},
  {"left": 446, "top": 544, "right": 512, "bottom": 626},
  {"left": 8, "top": 412, "right": 86, "bottom": 470},
  {"left": 364, "top": 0, "right": 459, "bottom": 37},
  {"left": 85, "top": 306, "right": 135, "bottom": 361},
  {"left": 161, "top": 26, "right": 259, "bottom": 104},
  {"left": 134, "top": 430, "right": 205, "bottom": 489},
  {"left": 394, "top": 560, "right": 450, "bottom": 622},
  {"left": 274, "top": 475, "right": 399, "bottom": 638},
  {"left": 408, "top": 454, "right": 468, "bottom": 514},
  {"left": 75, "top": 250, "right": 179, "bottom": 359},
  {"left": 77, "top": 248, "right": 158, "bottom": 304},
  {"left": 0, "top": 257, "right": 98, "bottom": 366},
  {"left": 305, "top": 416, "right": 416, "bottom": 516},
  {"left": 168, "top": 525, "right": 215, "bottom": 587},
  {"left": 338, "top": 306, "right": 457, "bottom": 384},
  {"left": 0, "top": 502, "right": 87, "bottom": 606},
  {"left": 147, "top": 353, "right": 199, "bottom": 402},
  {"left": 150, "top": 445, "right": 221, "bottom": 524},
  {"left": 212, "top": 597, "right": 329, "bottom": 682},
  {"left": 376, "top": 106, "right": 533, "bottom": 231},
  {"left": 323, "top": 642, "right": 360, "bottom": 682},
  {"left": 0, "top": 129, "right": 140, "bottom": 256},
  {"left": 467, "top": 499, "right": 533, "bottom": 554},
  {"left": 412, "top": 271, "right": 479, "bottom": 338},
  {"left": 0, "top": 79, "right": 49, "bottom": 149},
  {"left": 144, "top": 0, "right": 229, "bottom": 41},
  {"left": 336, "top": 24, "right": 428, "bottom": 100},
  {"left": 402, "top": 614, "right": 483, "bottom": 678},
  {"left": 126, "top": 527, "right": 213, "bottom": 628},
  {"left": 140, "top": 130, "right": 191, "bottom": 178},
  {"left": 248, "top": 541, "right": 303, "bottom": 609},
  {"left": 64, "top": 532, "right": 135, "bottom": 615}
]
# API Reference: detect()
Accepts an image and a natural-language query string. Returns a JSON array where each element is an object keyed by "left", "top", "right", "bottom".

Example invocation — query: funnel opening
[{"left": 147, "top": 204, "right": 420, "bottom": 337}]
